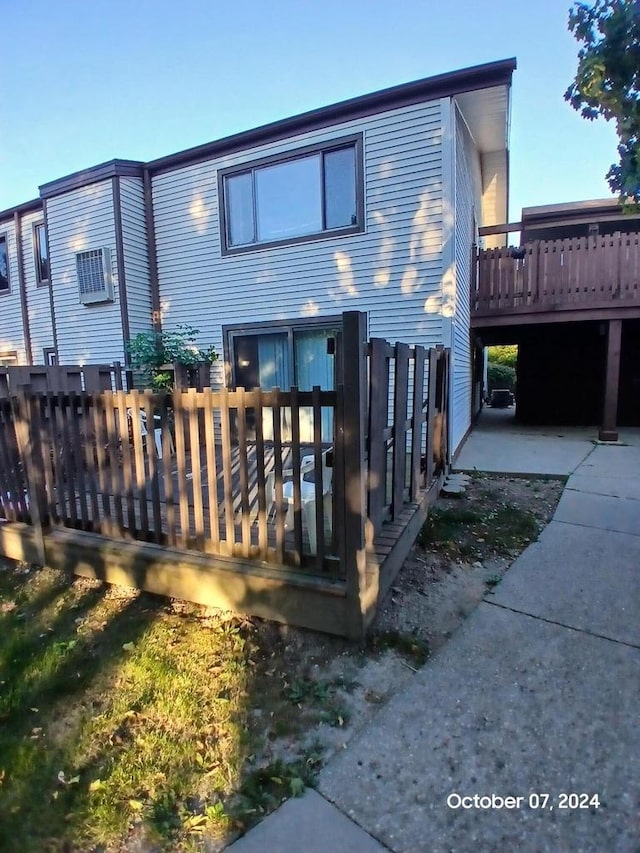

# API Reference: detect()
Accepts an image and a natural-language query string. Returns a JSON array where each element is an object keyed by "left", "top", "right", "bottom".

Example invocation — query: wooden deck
[
  {"left": 473, "top": 234, "right": 640, "bottom": 327},
  {"left": 0, "top": 313, "right": 451, "bottom": 638}
]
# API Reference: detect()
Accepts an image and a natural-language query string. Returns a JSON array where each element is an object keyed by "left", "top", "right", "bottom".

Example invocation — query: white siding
[
  {"left": 451, "top": 105, "right": 482, "bottom": 454},
  {"left": 48, "top": 181, "right": 125, "bottom": 364},
  {"left": 21, "top": 209, "right": 54, "bottom": 363},
  {"left": 119, "top": 177, "right": 153, "bottom": 338},
  {"left": 152, "top": 101, "right": 445, "bottom": 387},
  {"left": 0, "top": 217, "right": 27, "bottom": 362}
]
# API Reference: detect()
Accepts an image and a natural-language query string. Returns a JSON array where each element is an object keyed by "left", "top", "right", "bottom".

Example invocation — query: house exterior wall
[
  {"left": 451, "top": 104, "right": 482, "bottom": 452},
  {"left": 47, "top": 181, "right": 126, "bottom": 364},
  {"left": 0, "top": 216, "right": 27, "bottom": 362},
  {"left": 21, "top": 208, "right": 54, "bottom": 363},
  {"left": 119, "top": 177, "right": 152, "bottom": 338},
  {"left": 152, "top": 100, "right": 446, "bottom": 387}
]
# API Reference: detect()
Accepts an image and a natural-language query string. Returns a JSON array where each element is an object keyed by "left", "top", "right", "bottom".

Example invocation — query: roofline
[
  {"left": 521, "top": 198, "right": 626, "bottom": 221},
  {"left": 0, "top": 197, "right": 43, "bottom": 223},
  {"left": 147, "top": 57, "right": 516, "bottom": 174},
  {"left": 39, "top": 159, "right": 145, "bottom": 200}
]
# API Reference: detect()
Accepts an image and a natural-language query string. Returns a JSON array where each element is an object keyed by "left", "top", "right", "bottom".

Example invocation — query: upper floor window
[
  {"left": 34, "top": 222, "right": 49, "bottom": 285},
  {"left": 0, "top": 234, "right": 9, "bottom": 294},
  {"left": 219, "top": 135, "right": 363, "bottom": 254}
]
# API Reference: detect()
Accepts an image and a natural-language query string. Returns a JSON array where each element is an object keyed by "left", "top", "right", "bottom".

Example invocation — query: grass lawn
[{"left": 0, "top": 562, "right": 327, "bottom": 851}]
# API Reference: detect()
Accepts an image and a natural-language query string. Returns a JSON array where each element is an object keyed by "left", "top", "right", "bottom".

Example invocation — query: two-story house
[{"left": 0, "top": 58, "right": 516, "bottom": 458}]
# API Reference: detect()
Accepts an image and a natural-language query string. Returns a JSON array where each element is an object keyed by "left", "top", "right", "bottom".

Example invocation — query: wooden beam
[
  {"left": 478, "top": 222, "right": 522, "bottom": 237},
  {"left": 599, "top": 319, "right": 622, "bottom": 441}
]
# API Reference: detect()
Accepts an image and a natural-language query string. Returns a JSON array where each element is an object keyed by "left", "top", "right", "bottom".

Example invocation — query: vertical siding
[
  {"left": 451, "top": 105, "right": 482, "bottom": 453},
  {"left": 119, "top": 177, "right": 153, "bottom": 338},
  {"left": 48, "top": 182, "right": 125, "bottom": 364},
  {"left": 21, "top": 209, "right": 54, "bottom": 362},
  {"left": 152, "top": 101, "right": 445, "bottom": 388},
  {"left": 0, "top": 217, "right": 27, "bottom": 362}
]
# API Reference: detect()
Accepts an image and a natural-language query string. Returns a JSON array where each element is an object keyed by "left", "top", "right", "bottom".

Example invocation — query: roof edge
[
  {"left": 148, "top": 57, "right": 517, "bottom": 174},
  {"left": 39, "top": 159, "right": 145, "bottom": 200},
  {"left": 0, "top": 197, "right": 43, "bottom": 223}
]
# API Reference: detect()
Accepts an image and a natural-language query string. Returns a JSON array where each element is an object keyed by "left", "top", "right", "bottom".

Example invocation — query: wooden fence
[
  {"left": 0, "top": 363, "right": 123, "bottom": 397},
  {"left": 0, "top": 313, "right": 450, "bottom": 636},
  {"left": 474, "top": 233, "right": 640, "bottom": 317}
]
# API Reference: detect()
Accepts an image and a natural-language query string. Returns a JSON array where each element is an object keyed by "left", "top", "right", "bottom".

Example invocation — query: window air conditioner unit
[{"left": 76, "top": 247, "right": 114, "bottom": 305}]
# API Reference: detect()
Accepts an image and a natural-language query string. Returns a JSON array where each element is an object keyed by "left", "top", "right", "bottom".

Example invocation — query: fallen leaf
[
  {"left": 57, "top": 771, "right": 66, "bottom": 785},
  {"left": 129, "top": 800, "right": 144, "bottom": 810},
  {"left": 122, "top": 642, "right": 135, "bottom": 652},
  {"left": 89, "top": 780, "right": 104, "bottom": 792},
  {"left": 68, "top": 775, "right": 80, "bottom": 785}
]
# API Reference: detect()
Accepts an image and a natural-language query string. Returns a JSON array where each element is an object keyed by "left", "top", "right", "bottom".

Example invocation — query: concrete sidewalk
[{"left": 229, "top": 427, "right": 640, "bottom": 852}]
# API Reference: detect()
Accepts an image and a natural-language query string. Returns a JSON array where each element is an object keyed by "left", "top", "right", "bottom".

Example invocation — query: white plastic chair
[
  {"left": 275, "top": 449, "right": 332, "bottom": 553},
  {"left": 127, "top": 409, "right": 173, "bottom": 459}
]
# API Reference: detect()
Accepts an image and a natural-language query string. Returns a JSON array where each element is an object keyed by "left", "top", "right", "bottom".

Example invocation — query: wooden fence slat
[
  {"left": 235, "top": 388, "right": 251, "bottom": 559},
  {"left": 219, "top": 388, "right": 236, "bottom": 553},
  {"left": 143, "top": 391, "right": 163, "bottom": 543},
  {"left": 115, "top": 391, "right": 136, "bottom": 535},
  {"left": 128, "top": 390, "right": 149, "bottom": 535},
  {"left": 203, "top": 388, "right": 220, "bottom": 550},
  {"left": 39, "top": 395, "right": 58, "bottom": 525},
  {"left": 271, "top": 391, "right": 285, "bottom": 564},
  {"left": 392, "top": 343, "right": 410, "bottom": 519},
  {"left": 254, "top": 390, "right": 268, "bottom": 559},
  {"left": 411, "top": 346, "right": 426, "bottom": 502},
  {"left": 80, "top": 394, "right": 100, "bottom": 530},
  {"left": 186, "top": 388, "right": 205, "bottom": 551},
  {"left": 312, "top": 385, "right": 325, "bottom": 572},
  {"left": 92, "top": 393, "right": 112, "bottom": 537},
  {"left": 0, "top": 401, "right": 23, "bottom": 522},
  {"left": 172, "top": 391, "right": 190, "bottom": 549},
  {"left": 10, "top": 392, "right": 46, "bottom": 562},
  {"left": 290, "top": 387, "right": 303, "bottom": 563},
  {"left": 160, "top": 393, "right": 176, "bottom": 547},
  {"left": 68, "top": 392, "right": 90, "bottom": 529},
  {"left": 367, "top": 337, "right": 390, "bottom": 537}
]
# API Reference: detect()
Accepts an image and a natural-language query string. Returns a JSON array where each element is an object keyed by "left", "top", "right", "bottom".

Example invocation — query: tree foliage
[
  {"left": 487, "top": 363, "right": 516, "bottom": 393},
  {"left": 127, "top": 324, "right": 217, "bottom": 391},
  {"left": 565, "top": 0, "right": 640, "bottom": 202},
  {"left": 487, "top": 345, "right": 518, "bottom": 369}
]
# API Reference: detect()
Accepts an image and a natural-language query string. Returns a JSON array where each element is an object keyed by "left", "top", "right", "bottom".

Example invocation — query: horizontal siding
[
  {"left": 0, "top": 217, "right": 27, "bottom": 362},
  {"left": 451, "top": 107, "right": 482, "bottom": 453},
  {"left": 152, "top": 100, "right": 445, "bottom": 385},
  {"left": 119, "top": 177, "right": 152, "bottom": 338},
  {"left": 21, "top": 209, "right": 54, "bottom": 362},
  {"left": 48, "top": 181, "right": 125, "bottom": 365}
]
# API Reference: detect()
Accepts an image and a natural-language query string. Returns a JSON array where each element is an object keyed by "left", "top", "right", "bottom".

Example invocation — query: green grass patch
[
  {"left": 0, "top": 562, "right": 318, "bottom": 851},
  {"left": 419, "top": 501, "right": 540, "bottom": 558}
]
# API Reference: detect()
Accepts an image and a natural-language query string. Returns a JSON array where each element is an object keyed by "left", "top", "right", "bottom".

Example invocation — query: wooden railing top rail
[{"left": 474, "top": 232, "right": 640, "bottom": 317}]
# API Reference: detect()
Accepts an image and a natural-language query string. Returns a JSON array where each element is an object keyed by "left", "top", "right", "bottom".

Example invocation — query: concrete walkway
[{"left": 229, "top": 422, "right": 640, "bottom": 852}]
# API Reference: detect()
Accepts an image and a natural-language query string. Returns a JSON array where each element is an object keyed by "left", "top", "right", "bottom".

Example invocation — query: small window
[
  {"left": 220, "top": 135, "right": 363, "bottom": 253},
  {"left": 0, "top": 234, "right": 9, "bottom": 294},
  {"left": 0, "top": 350, "right": 17, "bottom": 366},
  {"left": 34, "top": 222, "right": 49, "bottom": 285}
]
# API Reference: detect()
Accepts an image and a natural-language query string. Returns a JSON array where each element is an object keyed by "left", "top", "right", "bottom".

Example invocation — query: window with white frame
[
  {"left": 0, "top": 234, "right": 9, "bottom": 294},
  {"left": 219, "top": 135, "right": 363, "bottom": 253}
]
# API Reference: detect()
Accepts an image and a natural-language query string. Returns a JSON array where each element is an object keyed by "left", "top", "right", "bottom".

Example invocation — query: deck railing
[
  {"left": 0, "top": 319, "right": 450, "bottom": 614},
  {"left": 474, "top": 233, "right": 640, "bottom": 318}
]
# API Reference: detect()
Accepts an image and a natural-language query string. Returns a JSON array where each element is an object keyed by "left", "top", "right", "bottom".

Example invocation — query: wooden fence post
[
  {"left": 339, "top": 311, "right": 369, "bottom": 640},
  {"left": 11, "top": 391, "right": 47, "bottom": 565}
]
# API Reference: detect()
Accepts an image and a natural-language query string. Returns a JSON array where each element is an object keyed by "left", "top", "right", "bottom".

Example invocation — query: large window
[
  {"left": 0, "top": 234, "right": 9, "bottom": 294},
  {"left": 34, "top": 222, "right": 49, "bottom": 285},
  {"left": 220, "top": 135, "right": 363, "bottom": 253}
]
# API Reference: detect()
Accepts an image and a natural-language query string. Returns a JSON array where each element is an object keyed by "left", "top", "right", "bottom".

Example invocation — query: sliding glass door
[{"left": 231, "top": 324, "right": 338, "bottom": 442}]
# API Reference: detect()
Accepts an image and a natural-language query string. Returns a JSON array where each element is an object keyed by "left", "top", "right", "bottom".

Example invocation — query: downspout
[
  {"left": 42, "top": 200, "right": 60, "bottom": 362},
  {"left": 13, "top": 210, "right": 33, "bottom": 363}
]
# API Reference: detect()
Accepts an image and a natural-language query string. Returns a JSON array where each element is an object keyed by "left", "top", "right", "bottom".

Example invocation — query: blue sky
[{"left": 1, "top": 0, "right": 618, "bottom": 217}]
